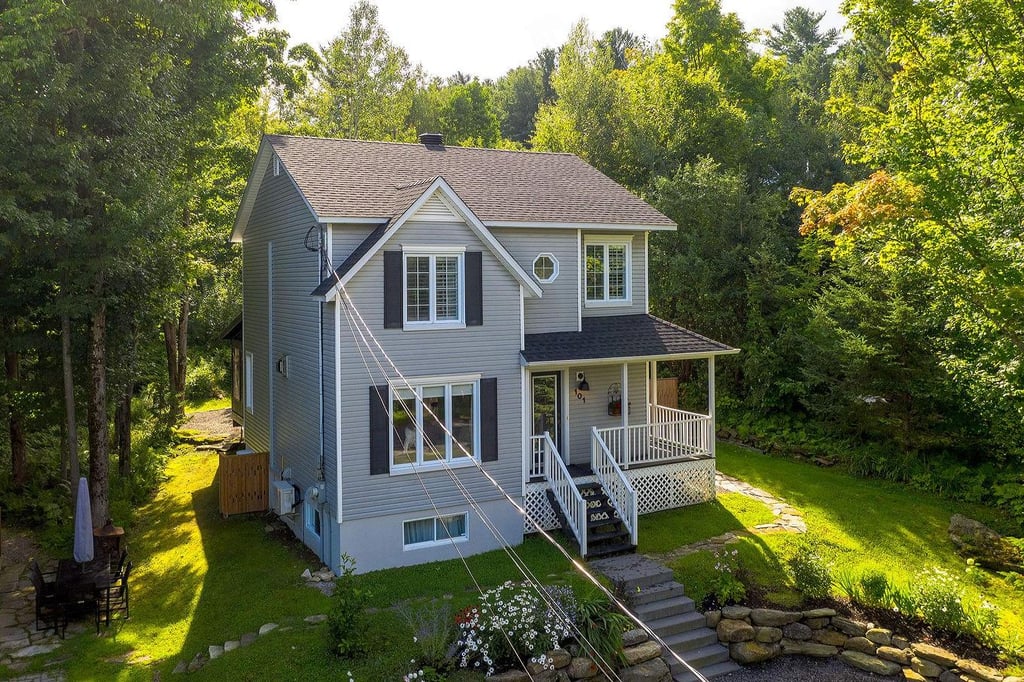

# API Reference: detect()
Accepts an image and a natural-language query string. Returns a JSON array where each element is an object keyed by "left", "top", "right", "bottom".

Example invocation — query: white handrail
[
  {"left": 591, "top": 427, "right": 638, "bottom": 546},
  {"left": 540, "top": 432, "right": 588, "bottom": 555}
]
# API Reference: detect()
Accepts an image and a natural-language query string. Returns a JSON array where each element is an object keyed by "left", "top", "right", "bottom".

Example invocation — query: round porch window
[{"left": 532, "top": 253, "right": 559, "bottom": 283}]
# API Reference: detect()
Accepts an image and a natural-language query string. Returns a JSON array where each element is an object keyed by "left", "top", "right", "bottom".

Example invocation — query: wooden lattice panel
[
  {"left": 628, "top": 459, "right": 716, "bottom": 514},
  {"left": 524, "top": 483, "right": 560, "bottom": 533}
]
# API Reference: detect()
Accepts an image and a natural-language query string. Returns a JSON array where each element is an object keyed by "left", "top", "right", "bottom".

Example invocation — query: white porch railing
[
  {"left": 591, "top": 427, "right": 638, "bottom": 546},
  {"left": 596, "top": 406, "right": 712, "bottom": 469},
  {"left": 529, "top": 433, "right": 548, "bottom": 480},
  {"left": 532, "top": 433, "right": 588, "bottom": 554}
]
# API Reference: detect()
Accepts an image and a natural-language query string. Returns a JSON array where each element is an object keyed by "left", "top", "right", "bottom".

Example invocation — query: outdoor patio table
[{"left": 56, "top": 559, "right": 109, "bottom": 618}]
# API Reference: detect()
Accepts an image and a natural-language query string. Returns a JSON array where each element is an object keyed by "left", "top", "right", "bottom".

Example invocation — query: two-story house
[{"left": 230, "top": 133, "right": 737, "bottom": 574}]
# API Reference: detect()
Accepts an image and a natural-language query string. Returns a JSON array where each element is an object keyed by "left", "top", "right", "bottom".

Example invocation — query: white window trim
[
  {"left": 532, "top": 252, "right": 559, "bottom": 284},
  {"left": 305, "top": 502, "right": 321, "bottom": 539},
  {"left": 583, "top": 235, "right": 632, "bottom": 307},
  {"left": 388, "top": 377, "right": 481, "bottom": 473},
  {"left": 402, "top": 249, "right": 466, "bottom": 330},
  {"left": 402, "top": 512, "right": 469, "bottom": 550},
  {"left": 244, "top": 351, "right": 254, "bottom": 414}
]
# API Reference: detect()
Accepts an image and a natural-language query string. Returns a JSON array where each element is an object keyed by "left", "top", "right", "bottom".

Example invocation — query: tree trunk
[
  {"left": 5, "top": 347, "right": 28, "bottom": 487},
  {"left": 115, "top": 387, "right": 131, "bottom": 478},
  {"left": 163, "top": 298, "right": 189, "bottom": 423},
  {"left": 87, "top": 302, "right": 109, "bottom": 527},
  {"left": 62, "top": 313, "right": 80, "bottom": 492}
]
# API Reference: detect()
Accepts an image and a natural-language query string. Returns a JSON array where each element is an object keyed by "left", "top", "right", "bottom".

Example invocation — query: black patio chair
[
  {"left": 29, "top": 560, "right": 65, "bottom": 637},
  {"left": 110, "top": 547, "right": 128, "bottom": 579},
  {"left": 95, "top": 560, "right": 132, "bottom": 633}
]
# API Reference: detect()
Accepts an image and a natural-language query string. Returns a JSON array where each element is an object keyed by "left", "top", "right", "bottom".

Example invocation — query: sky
[{"left": 272, "top": 0, "right": 847, "bottom": 82}]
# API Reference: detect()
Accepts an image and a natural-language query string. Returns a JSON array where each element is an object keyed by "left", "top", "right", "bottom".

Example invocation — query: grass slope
[{"left": 668, "top": 443, "right": 1024, "bottom": 659}]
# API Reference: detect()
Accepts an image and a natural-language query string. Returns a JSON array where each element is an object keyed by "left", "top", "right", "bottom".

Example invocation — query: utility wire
[{"left": 322, "top": 242, "right": 709, "bottom": 682}]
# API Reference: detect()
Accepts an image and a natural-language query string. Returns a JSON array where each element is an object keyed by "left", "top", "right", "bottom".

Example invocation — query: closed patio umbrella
[{"left": 73, "top": 477, "right": 93, "bottom": 563}]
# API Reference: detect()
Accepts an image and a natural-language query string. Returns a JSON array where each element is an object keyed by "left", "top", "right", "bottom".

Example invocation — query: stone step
[
  {"left": 588, "top": 556, "right": 674, "bottom": 592},
  {"left": 666, "top": 642, "right": 730, "bottom": 671},
  {"left": 631, "top": 581, "right": 686, "bottom": 607},
  {"left": 659, "top": 624, "right": 719, "bottom": 651},
  {"left": 634, "top": 594, "right": 695, "bottom": 620},
  {"left": 672, "top": 658, "right": 742, "bottom": 681},
  {"left": 647, "top": 610, "right": 708, "bottom": 637}
]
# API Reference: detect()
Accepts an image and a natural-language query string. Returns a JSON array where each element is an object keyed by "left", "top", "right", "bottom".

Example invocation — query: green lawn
[
  {"left": 21, "top": 440, "right": 1022, "bottom": 678},
  {"left": 20, "top": 449, "right": 586, "bottom": 681},
  {"left": 636, "top": 492, "right": 775, "bottom": 555},
  {"left": 666, "top": 443, "right": 1024, "bottom": 666},
  {"left": 185, "top": 396, "right": 231, "bottom": 413}
]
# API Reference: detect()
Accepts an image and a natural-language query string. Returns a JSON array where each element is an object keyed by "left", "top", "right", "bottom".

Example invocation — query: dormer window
[
  {"left": 403, "top": 248, "right": 465, "bottom": 328},
  {"left": 584, "top": 236, "right": 631, "bottom": 305}
]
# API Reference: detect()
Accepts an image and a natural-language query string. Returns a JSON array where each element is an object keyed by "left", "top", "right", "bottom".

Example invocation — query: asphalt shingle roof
[
  {"left": 521, "top": 315, "right": 736, "bottom": 364},
  {"left": 266, "top": 135, "right": 675, "bottom": 227}
]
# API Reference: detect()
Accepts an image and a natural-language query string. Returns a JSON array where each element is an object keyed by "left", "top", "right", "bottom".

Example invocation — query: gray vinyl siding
[
  {"left": 491, "top": 228, "right": 578, "bottom": 334},
  {"left": 563, "top": 362, "right": 647, "bottom": 466},
  {"left": 241, "top": 163, "right": 330, "bottom": 524},
  {"left": 330, "top": 223, "right": 377, "bottom": 265},
  {"left": 581, "top": 232, "right": 647, "bottom": 318},
  {"left": 242, "top": 236, "right": 269, "bottom": 454},
  {"left": 338, "top": 217, "right": 525, "bottom": 526}
]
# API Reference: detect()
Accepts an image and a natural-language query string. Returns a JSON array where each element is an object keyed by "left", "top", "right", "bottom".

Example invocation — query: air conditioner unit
[{"left": 271, "top": 480, "right": 295, "bottom": 515}]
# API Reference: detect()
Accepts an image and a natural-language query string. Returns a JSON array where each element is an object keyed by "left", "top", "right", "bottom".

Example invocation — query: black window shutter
[
  {"left": 383, "top": 251, "right": 403, "bottom": 329},
  {"left": 369, "top": 384, "right": 390, "bottom": 474},
  {"left": 466, "top": 251, "right": 483, "bottom": 326},
  {"left": 480, "top": 377, "right": 498, "bottom": 462}
]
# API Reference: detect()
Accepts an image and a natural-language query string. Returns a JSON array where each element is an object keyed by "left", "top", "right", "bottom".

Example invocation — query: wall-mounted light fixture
[{"left": 575, "top": 372, "right": 589, "bottom": 402}]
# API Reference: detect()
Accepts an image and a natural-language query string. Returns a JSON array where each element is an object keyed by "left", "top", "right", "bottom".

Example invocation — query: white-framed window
[
  {"left": 390, "top": 378, "right": 479, "bottom": 470},
  {"left": 532, "top": 253, "right": 559, "bottom": 283},
  {"left": 272, "top": 154, "right": 281, "bottom": 177},
  {"left": 305, "top": 502, "right": 321, "bottom": 538},
  {"left": 403, "top": 248, "right": 465, "bottom": 328},
  {"left": 403, "top": 512, "right": 468, "bottom": 549},
  {"left": 584, "top": 236, "right": 631, "bottom": 305},
  {"left": 244, "top": 351, "right": 254, "bottom": 413}
]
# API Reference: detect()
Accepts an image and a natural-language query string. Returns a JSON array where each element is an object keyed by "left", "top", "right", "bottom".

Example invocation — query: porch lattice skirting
[{"left": 523, "top": 458, "right": 717, "bottom": 533}]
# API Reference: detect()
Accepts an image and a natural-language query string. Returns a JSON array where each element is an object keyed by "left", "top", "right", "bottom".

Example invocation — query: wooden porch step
[
  {"left": 586, "top": 541, "right": 636, "bottom": 559},
  {"left": 588, "top": 527, "right": 631, "bottom": 544}
]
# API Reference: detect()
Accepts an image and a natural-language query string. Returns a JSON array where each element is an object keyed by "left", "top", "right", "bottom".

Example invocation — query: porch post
[
  {"left": 708, "top": 355, "right": 716, "bottom": 458},
  {"left": 621, "top": 361, "right": 629, "bottom": 466}
]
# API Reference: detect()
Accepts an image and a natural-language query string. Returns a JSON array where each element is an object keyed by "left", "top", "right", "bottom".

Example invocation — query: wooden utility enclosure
[
  {"left": 656, "top": 377, "right": 679, "bottom": 408},
  {"left": 219, "top": 451, "right": 269, "bottom": 517}
]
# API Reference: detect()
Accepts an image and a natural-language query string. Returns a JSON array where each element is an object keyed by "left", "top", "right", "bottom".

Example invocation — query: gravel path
[{"left": 721, "top": 656, "right": 884, "bottom": 681}]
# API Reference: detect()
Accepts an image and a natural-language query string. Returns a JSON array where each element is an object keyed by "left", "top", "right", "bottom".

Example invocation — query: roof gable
[{"left": 313, "top": 176, "right": 543, "bottom": 300}]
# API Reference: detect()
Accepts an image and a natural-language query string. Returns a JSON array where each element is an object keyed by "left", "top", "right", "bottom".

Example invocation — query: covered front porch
[{"left": 519, "top": 314, "right": 737, "bottom": 557}]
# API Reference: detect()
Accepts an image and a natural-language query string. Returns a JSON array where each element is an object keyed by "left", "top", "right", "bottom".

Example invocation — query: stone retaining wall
[
  {"left": 708, "top": 606, "right": 1021, "bottom": 682},
  {"left": 487, "top": 628, "right": 669, "bottom": 682}
]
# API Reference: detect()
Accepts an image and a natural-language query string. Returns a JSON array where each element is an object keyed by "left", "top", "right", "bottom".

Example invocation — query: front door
[{"left": 531, "top": 372, "right": 562, "bottom": 457}]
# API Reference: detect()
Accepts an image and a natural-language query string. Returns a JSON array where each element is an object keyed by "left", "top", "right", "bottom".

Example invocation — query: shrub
[
  {"left": 396, "top": 599, "right": 456, "bottom": 672},
  {"left": 913, "top": 567, "right": 968, "bottom": 634},
  {"left": 454, "top": 581, "right": 574, "bottom": 675},
  {"left": 885, "top": 580, "right": 917, "bottom": 616},
  {"left": 858, "top": 569, "right": 890, "bottom": 607},
  {"left": 710, "top": 548, "right": 746, "bottom": 606},
  {"left": 185, "top": 355, "right": 226, "bottom": 403},
  {"left": 966, "top": 600, "right": 1000, "bottom": 648},
  {"left": 327, "top": 555, "right": 371, "bottom": 659},
  {"left": 574, "top": 590, "right": 629, "bottom": 669},
  {"left": 964, "top": 558, "right": 988, "bottom": 587},
  {"left": 787, "top": 543, "right": 832, "bottom": 599}
]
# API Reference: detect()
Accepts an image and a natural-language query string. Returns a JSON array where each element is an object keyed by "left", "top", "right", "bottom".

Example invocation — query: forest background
[{"left": 1, "top": 0, "right": 1021, "bottom": 534}]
